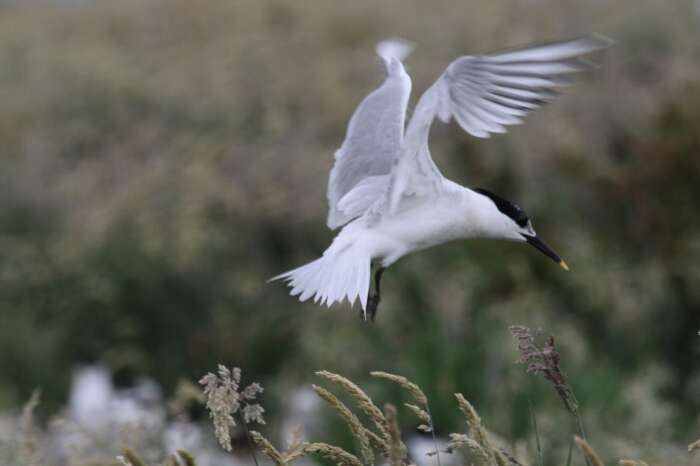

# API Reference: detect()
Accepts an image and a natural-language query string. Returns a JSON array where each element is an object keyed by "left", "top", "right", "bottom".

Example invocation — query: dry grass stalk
[
  {"left": 281, "top": 427, "right": 307, "bottom": 464},
  {"left": 370, "top": 371, "right": 439, "bottom": 465},
  {"left": 384, "top": 404, "right": 407, "bottom": 466},
  {"left": 404, "top": 403, "right": 431, "bottom": 432},
  {"left": 250, "top": 430, "right": 286, "bottom": 466},
  {"left": 18, "top": 389, "right": 41, "bottom": 466},
  {"left": 304, "top": 442, "right": 364, "bottom": 466},
  {"left": 574, "top": 436, "right": 605, "bottom": 466},
  {"left": 499, "top": 448, "right": 526, "bottom": 466},
  {"left": 454, "top": 394, "right": 508, "bottom": 466},
  {"left": 444, "top": 433, "right": 490, "bottom": 465},
  {"left": 283, "top": 446, "right": 308, "bottom": 464},
  {"left": 364, "top": 427, "right": 389, "bottom": 453},
  {"left": 176, "top": 449, "right": 199, "bottom": 466},
  {"left": 509, "top": 326, "right": 579, "bottom": 416},
  {"left": 454, "top": 395, "right": 490, "bottom": 449},
  {"left": 169, "top": 379, "right": 206, "bottom": 417},
  {"left": 312, "top": 384, "right": 375, "bottom": 464},
  {"left": 370, "top": 371, "right": 428, "bottom": 405},
  {"left": 618, "top": 460, "right": 649, "bottom": 466},
  {"left": 122, "top": 448, "right": 148, "bottom": 466},
  {"left": 316, "top": 371, "right": 389, "bottom": 442},
  {"left": 199, "top": 365, "right": 265, "bottom": 451},
  {"left": 689, "top": 438, "right": 700, "bottom": 452}
]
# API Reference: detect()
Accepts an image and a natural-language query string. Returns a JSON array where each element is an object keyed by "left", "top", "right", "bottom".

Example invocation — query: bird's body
[
  {"left": 348, "top": 181, "right": 511, "bottom": 267},
  {"left": 273, "top": 36, "right": 609, "bottom": 318}
]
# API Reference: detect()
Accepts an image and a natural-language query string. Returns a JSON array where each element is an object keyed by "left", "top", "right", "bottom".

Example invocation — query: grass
[{"left": 3, "top": 331, "right": 699, "bottom": 465}]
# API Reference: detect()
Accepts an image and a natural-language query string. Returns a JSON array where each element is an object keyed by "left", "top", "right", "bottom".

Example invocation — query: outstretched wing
[
  {"left": 385, "top": 35, "right": 610, "bottom": 213},
  {"left": 410, "top": 35, "right": 611, "bottom": 140},
  {"left": 326, "top": 39, "right": 413, "bottom": 229}
]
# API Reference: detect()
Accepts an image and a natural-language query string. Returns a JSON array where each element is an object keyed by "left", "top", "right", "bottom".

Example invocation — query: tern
[{"left": 273, "top": 36, "right": 609, "bottom": 320}]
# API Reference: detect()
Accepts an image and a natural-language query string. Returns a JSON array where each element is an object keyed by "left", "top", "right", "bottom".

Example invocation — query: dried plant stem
[
  {"left": 574, "top": 413, "right": 592, "bottom": 466},
  {"left": 384, "top": 404, "right": 407, "bottom": 466},
  {"left": 250, "top": 430, "right": 286, "bottom": 466},
  {"left": 566, "top": 438, "right": 574, "bottom": 466},
  {"left": 690, "top": 438, "right": 700, "bottom": 452},
  {"left": 122, "top": 448, "right": 148, "bottom": 466},
  {"left": 316, "top": 371, "right": 389, "bottom": 442},
  {"left": 19, "top": 389, "right": 41, "bottom": 466},
  {"left": 238, "top": 412, "right": 261, "bottom": 466},
  {"left": 283, "top": 447, "right": 307, "bottom": 464},
  {"left": 365, "top": 427, "right": 388, "bottom": 454},
  {"left": 424, "top": 401, "right": 442, "bottom": 466},
  {"left": 574, "top": 435, "right": 604, "bottom": 466},
  {"left": 445, "top": 434, "right": 490, "bottom": 463},
  {"left": 312, "top": 384, "right": 375, "bottom": 464},
  {"left": 509, "top": 326, "right": 590, "bottom": 466},
  {"left": 370, "top": 371, "right": 440, "bottom": 466},
  {"left": 176, "top": 449, "right": 199, "bottom": 466},
  {"left": 454, "top": 394, "right": 508, "bottom": 466},
  {"left": 370, "top": 371, "right": 427, "bottom": 404},
  {"left": 528, "top": 401, "right": 543, "bottom": 466},
  {"left": 304, "top": 442, "right": 364, "bottom": 466}
]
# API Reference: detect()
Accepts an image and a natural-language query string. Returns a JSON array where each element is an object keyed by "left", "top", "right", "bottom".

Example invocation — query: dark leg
[{"left": 366, "top": 267, "right": 385, "bottom": 322}]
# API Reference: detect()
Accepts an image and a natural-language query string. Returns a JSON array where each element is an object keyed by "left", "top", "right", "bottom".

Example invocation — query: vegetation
[{"left": 4, "top": 356, "right": 699, "bottom": 465}]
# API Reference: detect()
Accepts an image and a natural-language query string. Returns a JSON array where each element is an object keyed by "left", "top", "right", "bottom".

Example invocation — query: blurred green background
[{"left": 0, "top": 0, "right": 699, "bottom": 461}]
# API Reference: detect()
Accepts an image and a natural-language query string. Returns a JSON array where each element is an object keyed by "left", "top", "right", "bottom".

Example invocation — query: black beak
[{"left": 523, "top": 235, "right": 569, "bottom": 271}]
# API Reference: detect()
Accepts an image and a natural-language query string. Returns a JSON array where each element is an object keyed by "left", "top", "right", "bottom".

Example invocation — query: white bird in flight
[{"left": 273, "top": 36, "right": 610, "bottom": 320}]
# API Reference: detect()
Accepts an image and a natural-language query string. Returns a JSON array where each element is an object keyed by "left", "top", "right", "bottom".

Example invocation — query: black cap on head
[{"left": 474, "top": 188, "right": 529, "bottom": 227}]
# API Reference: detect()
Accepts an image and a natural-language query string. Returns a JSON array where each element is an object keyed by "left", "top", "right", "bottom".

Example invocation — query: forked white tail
[{"left": 271, "top": 242, "right": 371, "bottom": 313}]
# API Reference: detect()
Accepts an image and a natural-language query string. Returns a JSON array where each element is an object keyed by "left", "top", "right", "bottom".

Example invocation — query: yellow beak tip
[{"left": 559, "top": 260, "right": 570, "bottom": 271}]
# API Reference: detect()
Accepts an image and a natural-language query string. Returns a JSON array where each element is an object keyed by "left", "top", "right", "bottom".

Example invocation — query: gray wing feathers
[
  {"left": 329, "top": 36, "right": 610, "bottom": 222},
  {"left": 434, "top": 35, "right": 611, "bottom": 138},
  {"left": 326, "top": 43, "right": 412, "bottom": 229},
  {"left": 336, "top": 175, "right": 390, "bottom": 222}
]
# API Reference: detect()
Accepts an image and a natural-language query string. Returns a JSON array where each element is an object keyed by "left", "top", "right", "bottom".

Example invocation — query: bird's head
[{"left": 474, "top": 188, "right": 569, "bottom": 271}]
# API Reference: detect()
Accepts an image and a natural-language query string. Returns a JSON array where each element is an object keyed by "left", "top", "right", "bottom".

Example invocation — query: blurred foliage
[{"left": 0, "top": 0, "right": 699, "bottom": 461}]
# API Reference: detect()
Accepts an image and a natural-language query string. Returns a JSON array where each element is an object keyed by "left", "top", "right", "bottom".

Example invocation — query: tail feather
[{"left": 271, "top": 248, "right": 371, "bottom": 312}]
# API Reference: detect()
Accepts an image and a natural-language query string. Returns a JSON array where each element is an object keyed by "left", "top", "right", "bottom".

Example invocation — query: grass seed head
[
  {"left": 316, "top": 371, "right": 389, "bottom": 441},
  {"left": 19, "top": 389, "right": 41, "bottom": 466},
  {"left": 371, "top": 371, "right": 428, "bottom": 405},
  {"left": 384, "top": 404, "right": 407, "bottom": 466},
  {"left": 454, "top": 394, "right": 509, "bottom": 466},
  {"left": 176, "top": 449, "right": 199, "bottom": 466},
  {"left": 509, "top": 326, "right": 580, "bottom": 415},
  {"left": 122, "top": 448, "right": 148, "bottom": 466},
  {"left": 312, "top": 384, "right": 375, "bottom": 465},
  {"left": 574, "top": 435, "right": 605, "bottom": 466},
  {"left": 199, "top": 365, "right": 266, "bottom": 451},
  {"left": 404, "top": 403, "right": 431, "bottom": 425},
  {"left": 250, "top": 431, "right": 286, "bottom": 466},
  {"left": 689, "top": 438, "right": 700, "bottom": 453},
  {"left": 304, "top": 442, "right": 364, "bottom": 466}
]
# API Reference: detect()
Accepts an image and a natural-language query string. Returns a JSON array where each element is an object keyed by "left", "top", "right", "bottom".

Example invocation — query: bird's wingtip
[
  {"left": 376, "top": 38, "right": 415, "bottom": 63},
  {"left": 582, "top": 33, "right": 615, "bottom": 51}
]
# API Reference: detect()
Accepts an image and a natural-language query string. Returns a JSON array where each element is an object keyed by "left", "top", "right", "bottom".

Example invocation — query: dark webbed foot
[{"left": 361, "top": 267, "right": 385, "bottom": 323}]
